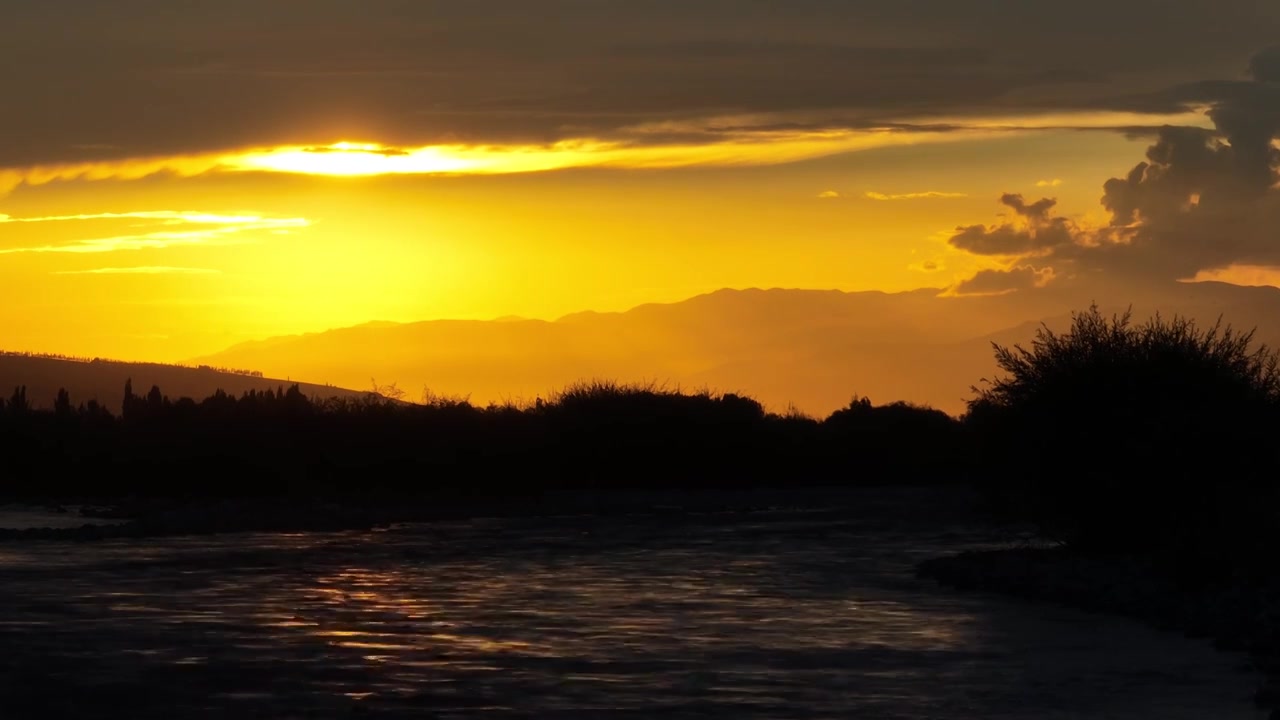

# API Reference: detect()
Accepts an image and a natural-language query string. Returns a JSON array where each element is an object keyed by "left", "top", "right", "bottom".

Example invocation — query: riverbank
[{"left": 917, "top": 547, "right": 1280, "bottom": 712}]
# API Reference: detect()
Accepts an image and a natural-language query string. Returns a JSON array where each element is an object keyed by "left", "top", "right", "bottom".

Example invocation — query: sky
[{"left": 2, "top": 0, "right": 1279, "bottom": 362}]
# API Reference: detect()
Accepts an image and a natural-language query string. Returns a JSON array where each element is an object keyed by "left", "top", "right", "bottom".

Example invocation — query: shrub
[
  {"left": 823, "top": 396, "right": 965, "bottom": 481},
  {"left": 967, "top": 304, "right": 1280, "bottom": 566}
]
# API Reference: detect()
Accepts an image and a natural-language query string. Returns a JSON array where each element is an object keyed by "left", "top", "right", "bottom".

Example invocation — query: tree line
[{"left": 0, "top": 378, "right": 963, "bottom": 501}]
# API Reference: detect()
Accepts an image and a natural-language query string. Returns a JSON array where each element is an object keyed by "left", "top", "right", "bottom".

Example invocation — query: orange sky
[
  {"left": 1, "top": 2, "right": 1277, "bottom": 364},
  {"left": 0, "top": 123, "right": 1192, "bottom": 361}
]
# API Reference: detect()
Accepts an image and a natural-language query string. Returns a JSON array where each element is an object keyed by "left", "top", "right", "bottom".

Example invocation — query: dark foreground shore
[{"left": 918, "top": 548, "right": 1280, "bottom": 713}]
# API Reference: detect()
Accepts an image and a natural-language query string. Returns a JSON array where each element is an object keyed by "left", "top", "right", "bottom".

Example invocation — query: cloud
[
  {"left": 939, "top": 44, "right": 1280, "bottom": 292},
  {"left": 0, "top": 210, "right": 290, "bottom": 226},
  {"left": 910, "top": 260, "right": 943, "bottom": 273},
  {"left": 0, "top": 210, "right": 307, "bottom": 255},
  {"left": 1036, "top": 178, "right": 1064, "bottom": 187},
  {"left": 0, "top": 128, "right": 1016, "bottom": 193},
  {"left": 1187, "top": 264, "right": 1280, "bottom": 288},
  {"left": 865, "top": 191, "right": 968, "bottom": 201},
  {"left": 1087, "top": 57, "right": 1280, "bottom": 277},
  {"left": 0, "top": 112, "right": 1208, "bottom": 193},
  {"left": 1000, "top": 193, "right": 1058, "bottom": 219},
  {"left": 0, "top": 155, "right": 242, "bottom": 196},
  {"left": 946, "top": 193, "right": 1079, "bottom": 256},
  {"left": 53, "top": 266, "right": 221, "bottom": 275},
  {"left": 1250, "top": 45, "right": 1280, "bottom": 82},
  {"left": 946, "top": 265, "right": 1056, "bottom": 296},
  {"left": 1, "top": 1, "right": 1276, "bottom": 168},
  {"left": 817, "top": 190, "right": 841, "bottom": 199}
]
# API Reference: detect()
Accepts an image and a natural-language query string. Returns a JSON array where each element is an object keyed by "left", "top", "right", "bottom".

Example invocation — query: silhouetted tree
[
  {"left": 967, "top": 304, "right": 1280, "bottom": 566},
  {"left": 146, "top": 385, "right": 163, "bottom": 408},
  {"left": 8, "top": 386, "right": 28, "bottom": 414},
  {"left": 82, "top": 399, "right": 108, "bottom": 420},
  {"left": 122, "top": 379, "right": 136, "bottom": 421},
  {"left": 371, "top": 378, "right": 407, "bottom": 402},
  {"left": 54, "top": 388, "right": 72, "bottom": 419}
]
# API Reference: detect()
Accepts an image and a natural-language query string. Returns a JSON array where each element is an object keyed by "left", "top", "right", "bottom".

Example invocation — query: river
[{"left": 0, "top": 489, "right": 1265, "bottom": 718}]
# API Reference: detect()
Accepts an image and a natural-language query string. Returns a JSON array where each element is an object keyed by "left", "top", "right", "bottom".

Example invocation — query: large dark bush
[
  {"left": 823, "top": 396, "right": 966, "bottom": 479},
  {"left": 967, "top": 304, "right": 1280, "bottom": 568}
]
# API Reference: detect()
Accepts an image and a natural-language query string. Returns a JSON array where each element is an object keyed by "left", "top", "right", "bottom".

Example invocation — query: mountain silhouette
[
  {"left": 192, "top": 281, "right": 1280, "bottom": 416},
  {"left": 0, "top": 354, "right": 370, "bottom": 414}
]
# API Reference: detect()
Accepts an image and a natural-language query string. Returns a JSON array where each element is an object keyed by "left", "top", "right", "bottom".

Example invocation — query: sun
[{"left": 227, "top": 142, "right": 486, "bottom": 176}]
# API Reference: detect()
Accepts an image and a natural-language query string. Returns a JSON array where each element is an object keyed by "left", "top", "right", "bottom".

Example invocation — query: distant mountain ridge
[
  {"left": 0, "top": 354, "right": 370, "bottom": 414},
  {"left": 193, "top": 281, "right": 1280, "bottom": 416}
]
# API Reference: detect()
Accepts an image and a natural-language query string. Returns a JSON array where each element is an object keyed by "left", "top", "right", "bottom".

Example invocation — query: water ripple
[{"left": 0, "top": 492, "right": 1264, "bottom": 718}]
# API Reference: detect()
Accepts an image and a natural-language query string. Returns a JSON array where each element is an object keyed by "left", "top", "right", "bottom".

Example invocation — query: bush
[
  {"left": 823, "top": 396, "right": 965, "bottom": 480},
  {"left": 967, "top": 304, "right": 1280, "bottom": 567}
]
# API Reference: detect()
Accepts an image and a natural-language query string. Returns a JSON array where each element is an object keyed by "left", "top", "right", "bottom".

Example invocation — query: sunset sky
[{"left": 3, "top": 1, "right": 1279, "bottom": 362}]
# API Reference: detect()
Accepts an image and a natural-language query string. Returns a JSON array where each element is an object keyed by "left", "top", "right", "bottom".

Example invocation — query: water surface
[{"left": 0, "top": 490, "right": 1264, "bottom": 718}]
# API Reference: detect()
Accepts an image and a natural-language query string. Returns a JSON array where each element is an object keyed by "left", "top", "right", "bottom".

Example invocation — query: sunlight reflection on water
[{"left": 0, "top": 491, "right": 1266, "bottom": 719}]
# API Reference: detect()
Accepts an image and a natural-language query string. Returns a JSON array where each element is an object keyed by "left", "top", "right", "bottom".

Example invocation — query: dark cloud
[
  {"left": 948, "top": 265, "right": 1054, "bottom": 296},
  {"left": 1249, "top": 46, "right": 1280, "bottom": 83},
  {"left": 950, "top": 46, "right": 1280, "bottom": 287},
  {"left": 1100, "top": 127, "right": 1225, "bottom": 227},
  {"left": 1092, "top": 49, "right": 1280, "bottom": 277},
  {"left": 947, "top": 194, "right": 1078, "bottom": 256},
  {"left": 1001, "top": 193, "right": 1057, "bottom": 220},
  {"left": 950, "top": 225, "right": 1040, "bottom": 256},
  {"left": 2, "top": 0, "right": 1279, "bottom": 166}
]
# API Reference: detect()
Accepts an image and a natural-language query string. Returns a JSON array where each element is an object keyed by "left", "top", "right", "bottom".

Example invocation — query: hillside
[
  {"left": 0, "top": 354, "right": 371, "bottom": 414},
  {"left": 193, "top": 280, "right": 1280, "bottom": 417}
]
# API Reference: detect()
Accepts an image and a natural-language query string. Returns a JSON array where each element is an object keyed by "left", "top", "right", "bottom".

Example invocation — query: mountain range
[
  {"left": 185, "top": 279, "right": 1280, "bottom": 417},
  {"left": 6, "top": 280, "right": 1277, "bottom": 417}
]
